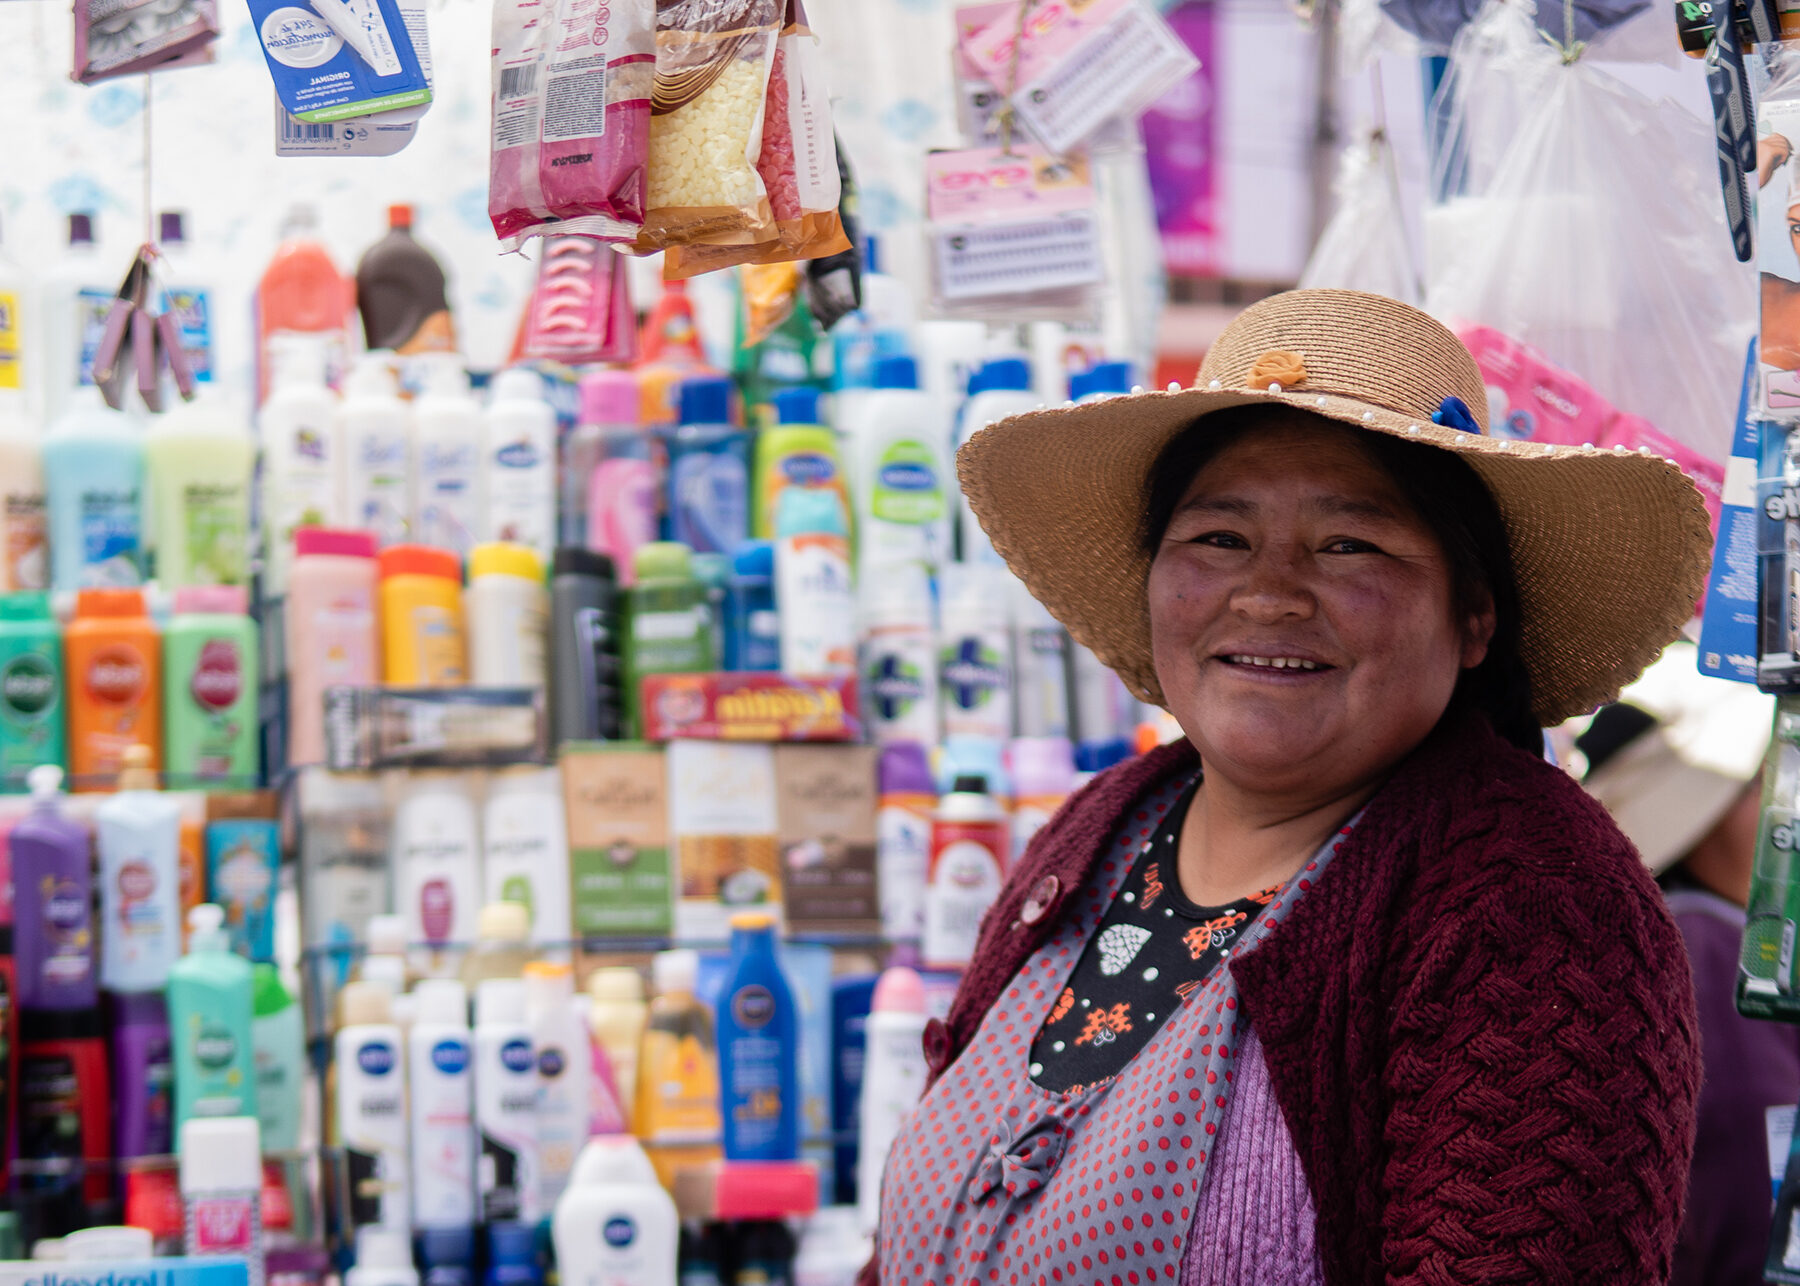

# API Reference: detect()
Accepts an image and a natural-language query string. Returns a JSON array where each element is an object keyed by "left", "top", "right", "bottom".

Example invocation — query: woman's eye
[
  {"left": 1189, "top": 531, "right": 1247, "bottom": 549},
  {"left": 1324, "top": 538, "right": 1380, "bottom": 554}
]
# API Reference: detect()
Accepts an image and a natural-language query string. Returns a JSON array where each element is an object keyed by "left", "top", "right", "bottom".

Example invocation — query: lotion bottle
[
  {"left": 552, "top": 1134, "right": 677, "bottom": 1286},
  {"left": 409, "top": 978, "right": 476, "bottom": 1232},
  {"left": 95, "top": 744, "right": 182, "bottom": 992},
  {"left": 482, "top": 767, "right": 571, "bottom": 950},
  {"left": 524, "top": 961, "right": 590, "bottom": 1214},
  {"left": 855, "top": 967, "right": 928, "bottom": 1231},
  {"left": 481, "top": 370, "right": 556, "bottom": 561},
  {"left": 168, "top": 903, "right": 254, "bottom": 1128}
]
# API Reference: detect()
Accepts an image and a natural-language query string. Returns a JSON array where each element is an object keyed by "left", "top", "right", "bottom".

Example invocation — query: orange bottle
[
  {"left": 636, "top": 282, "right": 710, "bottom": 429},
  {"left": 64, "top": 588, "right": 161, "bottom": 791},
  {"left": 256, "top": 204, "right": 352, "bottom": 404}
]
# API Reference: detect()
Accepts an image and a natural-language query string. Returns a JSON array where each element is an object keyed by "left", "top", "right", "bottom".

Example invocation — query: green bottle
[
  {"left": 0, "top": 593, "right": 65, "bottom": 791},
  {"left": 169, "top": 902, "right": 255, "bottom": 1130},
  {"left": 163, "top": 586, "right": 259, "bottom": 790},
  {"left": 625, "top": 542, "right": 713, "bottom": 737}
]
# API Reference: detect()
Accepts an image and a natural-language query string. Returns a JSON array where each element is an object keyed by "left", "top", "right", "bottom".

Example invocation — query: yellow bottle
[
  {"left": 636, "top": 948, "right": 721, "bottom": 1187},
  {"left": 378, "top": 544, "right": 466, "bottom": 685},
  {"left": 588, "top": 967, "right": 648, "bottom": 1132}
]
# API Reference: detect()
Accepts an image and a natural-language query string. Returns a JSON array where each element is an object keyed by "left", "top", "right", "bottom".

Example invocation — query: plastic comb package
[
  {"left": 73, "top": 0, "right": 219, "bottom": 83},
  {"left": 514, "top": 238, "right": 638, "bottom": 367}
]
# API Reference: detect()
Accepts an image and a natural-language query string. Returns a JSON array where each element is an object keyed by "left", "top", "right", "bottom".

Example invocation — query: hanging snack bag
[
  {"left": 488, "top": 0, "right": 655, "bottom": 248},
  {"left": 638, "top": 0, "right": 782, "bottom": 250}
]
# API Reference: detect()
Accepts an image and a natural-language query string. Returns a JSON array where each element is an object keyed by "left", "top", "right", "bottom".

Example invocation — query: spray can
[{"left": 922, "top": 775, "right": 1007, "bottom": 971}]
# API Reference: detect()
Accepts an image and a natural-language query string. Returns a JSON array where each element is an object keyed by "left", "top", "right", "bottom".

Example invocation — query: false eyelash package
[
  {"left": 248, "top": 0, "right": 430, "bottom": 125},
  {"left": 73, "top": 0, "right": 220, "bottom": 84}
]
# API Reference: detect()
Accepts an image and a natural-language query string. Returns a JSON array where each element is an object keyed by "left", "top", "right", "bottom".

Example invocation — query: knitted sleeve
[{"left": 1378, "top": 846, "right": 1702, "bottom": 1285}]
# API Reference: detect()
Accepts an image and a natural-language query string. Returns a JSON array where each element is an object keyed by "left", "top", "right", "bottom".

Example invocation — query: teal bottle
[
  {"left": 716, "top": 911, "right": 799, "bottom": 1161},
  {"left": 0, "top": 594, "right": 64, "bottom": 790},
  {"left": 168, "top": 902, "right": 255, "bottom": 1130}
]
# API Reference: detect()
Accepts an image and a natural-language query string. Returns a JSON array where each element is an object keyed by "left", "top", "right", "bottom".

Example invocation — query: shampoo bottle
[
  {"left": 552, "top": 1135, "right": 678, "bottom": 1286},
  {"left": 42, "top": 391, "right": 144, "bottom": 590},
  {"left": 408, "top": 978, "right": 476, "bottom": 1232},
  {"left": 466, "top": 543, "right": 548, "bottom": 688},
  {"left": 12, "top": 765, "right": 94, "bottom": 1011},
  {"left": 921, "top": 776, "right": 1007, "bottom": 972},
  {"left": 755, "top": 387, "right": 847, "bottom": 542},
  {"left": 855, "top": 967, "right": 928, "bottom": 1231},
  {"left": 624, "top": 542, "right": 712, "bottom": 737},
  {"left": 259, "top": 336, "right": 342, "bottom": 591},
  {"left": 845, "top": 356, "right": 949, "bottom": 570},
  {"left": 95, "top": 744, "right": 182, "bottom": 992},
  {"left": 0, "top": 592, "right": 65, "bottom": 789},
  {"left": 576, "top": 370, "right": 657, "bottom": 579},
  {"left": 63, "top": 587, "right": 161, "bottom": 788},
  {"left": 481, "top": 370, "right": 556, "bottom": 560},
  {"left": 250, "top": 964, "right": 304, "bottom": 1154},
  {"left": 163, "top": 586, "right": 258, "bottom": 789},
  {"left": 482, "top": 768, "right": 571, "bottom": 949},
  {"left": 473, "top": 977, "right": 539, "bottom": 1225},
  {"left": 334, "top": 979, "right": 410, "bottom": 1232},
  {"left": 524, "top": 961, "right": 591, "bottom": 1213},
  {"left": 169, "top": 904, "right": 255, "bottom": 1126},
  {"left": 339, "top": 354, "right": 413, "bottom": 547},
  {"left": 145, "top": 393, "right": 255, "bottom": 587},
  {"left": 548, "top": 547, "right": 622, "bottom": 745},
  {"left": 112, "top": 991, "right": 174, "bottom": 1159},
  {"left": 394, "top": 775, "right": 482, "bottom": 977},
  {"left": 954, "top": 359, "right": 1036, "bottom": 564},
  {"left": 663, "top": 376, "right": 748, "bottom": 556},
  {"left": 774, "top": 490, "right": 855, "bottom": 677},
  {"left": 636, "top": 949, "right": 721, "bottom": 1184},
  {"left": 716, "top": 914, "right": 799, "bottom": 1162},
  {"left": 412, "top": 355, "right": 481, "bottom": 558}
]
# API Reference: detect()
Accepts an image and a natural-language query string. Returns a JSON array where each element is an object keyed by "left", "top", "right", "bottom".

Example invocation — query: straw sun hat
[{"left": 956, "top": 288, "right": 1713, "bottom": 725}]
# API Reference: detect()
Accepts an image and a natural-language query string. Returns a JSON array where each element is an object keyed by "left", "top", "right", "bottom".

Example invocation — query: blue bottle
[
  {"left": 724, "top": 542, "right": 780, "bottom": 672},
  {"left": 716, "top": 912, "right": 799, "bottom": 1162},
  {"left": 417, "top": 1228, "right": 475, "bottom": 1286},
  {"left": 484, "top": 1221, "right": 539, "bottom": 1286},
  {"left": 663, "top": 376, "right": 749, "bottom": 555}
]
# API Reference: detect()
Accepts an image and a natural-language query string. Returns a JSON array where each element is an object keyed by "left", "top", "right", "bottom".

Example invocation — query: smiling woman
[{"left": 858, "top": 290, "right": 1714, "bottom": 1286}]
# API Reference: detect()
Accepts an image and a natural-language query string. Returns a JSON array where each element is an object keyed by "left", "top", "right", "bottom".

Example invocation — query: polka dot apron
[{"left": 878, "top": 776, "right": 1352, "bottom": 1286}]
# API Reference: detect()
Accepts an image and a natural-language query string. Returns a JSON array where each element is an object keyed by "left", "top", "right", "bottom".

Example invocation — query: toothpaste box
[{"left": 248, "top": 0, "right": 430, "bottom": 123}]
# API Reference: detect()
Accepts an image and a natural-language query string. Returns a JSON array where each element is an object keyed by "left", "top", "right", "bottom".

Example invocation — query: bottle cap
[
  {"left": 475, "top": 977, "right": 527, "bottom": 1027},
  {"left": 523, "top": 960, "right": 574, "bottom": 1013},
  {"left": 578, "top": 369, "right": 640, "bottom": 426},
  {"left": 469, "top": 542, "right": 542, "bottom": 584},
  {"left": 173, "top": 585, "right": 248, "bottom": 615},
  {"left": 730, "top": 911, "right": 776, "bottom": 932},
  {"left": 690, "top": 551, "right": 730, "bottom": 592},
  {"left": 942, "top": 734, "right": 1010, "bottom": 798},
  {"left": 552, "top": 546, "right": 614, "bottom": 581},
  {"left": 477, "top": 900, "right": 530, "bottom": 943},
  {"left": 967, "top": 357, "right": 1031, "bottom": 396},
  {"left": 773, "top": 387, "right": 821, "bottom": 425},
  {"left": 491, "top": 368, "right": 545, "bottom": 405},
  {"left": 294, "top": 527, "right": 379, "bottom": 561},
  {"left": 178, "top": 1116, "right": 263, "bottom": 1194},
  {"left": 634, "top": 541, "right": 693, "bottom": 582},
  {"left": 877, "top": 741, "right": 935, "bottom": 796},
  {"left": 388, "top": 204, "right": 414, "bottom": 230},
  {"left": 1069, "top": 360, "right": 1133, "bottom": 401},
  {"left": 32, "top": 1241, "right": 64, "bottom": 1262},
  {"left": 417, "top": 1228, "right": 475, "bottom": 1268},
  {"left": 338, "top": 979, "right": 393, "bottom": 1027},
  {"left": 158, "top": 211, "right": 187, "bottom": 246},
  {"left": 379, "top": 544, "right": 461, "bottom": 583},
  {"left": 732, "top": 540, "right": 774, "bottom": 581},
  {"left": 774, "top": 488, "right": 848, "bottom": 539},
  {"left": 252, "top": 963, "right": 293, "bottom": 1018},
  {"left": 871, "top": 965, "right": 925, "bottom": 1015},
  {"left": 354, "top": 1225, "right": 414, "bottom": 1272},
  {"left": 939, "top": 563, "right": 1010, "bottom": 623},
  {"left": 1074, "top": 737, "right": 1134, "bottom": 775},
  {"left": 1010, "top": 736, "right": 1076, "bottom": 797},
  {"left": 116, "top": 744, "right": 157, "bottom": 792},
  {"left": 486, "top": 1222, "right": 534, "bottom": 1266},
  {"left": 25, "top": 763, "right": 62, "bottom": 803},
  {"left": 415, "top": 354, "right": 469, "bottom": 400},
  {"left": 62, "top": 1226, "right": 155, "bottom": 1263},
  {"left": 412, "top": 977, "right": 468, "bottom": 1026},
  {"left": 587, "top": 966, "right": 644, "bottom": 1004},
  {"left": 652, "top": 948, "right": 699, "bottom": 995},
  {"left": 73, "top": 588, "right": 147, "bottom": 619},
  {"left": 871, "top": 355, "right": 918, "bottom": 391},
  {"left": 68, "top": 212, "right": 94, "bottom": 246},
  {"left": 187, "top": 903, "right": 230, "bottom": 953},
  {"left": 858, "top": 559, "right": 933, "bottom": 628},
  {"left": 951, "top": 773, "right": 989, "bottom": 795},
  {"left": 0, "top": 592, "right": 52, "bottom": 622},
  {"left": 366, "top": 913, "right": 407, "bottom": 956},
  {"left": 344, "top": 353, "right": 399, "bottom": 399},
  {"left": 677, "top": 375, "right": 735, "bottom": 427}
]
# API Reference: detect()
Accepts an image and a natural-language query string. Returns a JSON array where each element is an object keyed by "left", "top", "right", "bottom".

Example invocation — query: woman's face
[{"left": 1147, "top": 420, "right": 1495, "bottom": 802}]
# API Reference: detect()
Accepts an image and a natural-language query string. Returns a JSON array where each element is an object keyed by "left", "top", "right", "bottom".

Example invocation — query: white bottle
[
  {"left": 474, "top": 977, "right": 541, "bottom": 1225},
  {"left": 0, "top": 398, "right": 45, "bottom": 592},
  {"left": 361, "top": 913, "right": 410, "bottom": 998},
  {"left": 1011, "top": 577, "right": 1070, "bottom": 739},
  {"left": 774, "top": 488, "right": 855, "bottom": 676},
  {"left": 260, "top": 336, "right": 342, "bottom": 592},
  {"left": 466, "top": 543, "right": 549, "bottom": 687},
  {"left": 339, "top": 353, "right": 412, "bottom": 547},
  {"left": 345, "top": 1225, "right": 420, "bottom": 1286},
  {"left": 42, "top": 213, "right": 112, "bottom": 423},
  {"left": 796, "top": 1206, "right": 873, "bottom": 1286},
  {"left": 858, "top": 560, "right": 938, "bottom": 746},
  {"left": 179, "top": 1116, "right": 267, "bottom": 1286},
  {"left": 938, "top": 563, "right": 1013, "bottom": 741},
  {"left": 412, "top": 356, "right": 481, "bottom": 558},
  {"left": 954, "top": 358, "right": 1038, "bottom": 566},
  {"left": 408, "top": 978, "right": 477, "bottom": 1232},
  {"left": 856, "top": 967, "right": 928, "bottom": 1232},
  {"left": 525, "top": 962, "right": 592, "bottom": 1214},
  {"left": 334, "top": 980, "right": 410, "bottom": 1233},
  {"left": 844, "top": 355, "right": 951, "bottom": 570},
  {"left": 482, "top": 767, "right": 572, "bottom": 949},
  {"left": 394, "top": 777, "right": 482, "bottom": 977},
  {"left": 481, "top": 369, "right": 556, "bottom": 562},
  {"left": 553, "top": 1134, "right": 678, "bottom": 1286},
  {"left": 95, "top": 745, "right": 182, "bottom": 991}
]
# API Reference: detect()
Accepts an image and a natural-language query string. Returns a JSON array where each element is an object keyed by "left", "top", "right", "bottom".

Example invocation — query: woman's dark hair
[{"left": 1139, "top": 406, "right": 1541, "bottom": 754}]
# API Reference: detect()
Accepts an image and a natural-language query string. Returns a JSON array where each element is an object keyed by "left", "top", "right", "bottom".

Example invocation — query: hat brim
[{"left": 956, "top": 383, "right": 1713, "bottom": 726}]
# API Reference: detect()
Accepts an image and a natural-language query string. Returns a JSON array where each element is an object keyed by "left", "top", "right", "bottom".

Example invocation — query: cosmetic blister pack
[
  {"left": 247, "top": 0, "right": 430, "bottom": 125},
  {"left": 513, "top": 238, "right": 638, "bottom": 367},
  {"left": 73, "top": 0, "right": 219, "bottom": 83},
  {"left": 1737, "top": 695, "right": 1800, "bottom": 1019}
]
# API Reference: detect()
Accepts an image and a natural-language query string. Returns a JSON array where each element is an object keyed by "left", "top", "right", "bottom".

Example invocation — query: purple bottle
[
  {"left": 113, "top": 991, "right": 173, "bottom": 1158},
  {"left": 12, "top": 765, "right": 97, "bottom": 1012}
]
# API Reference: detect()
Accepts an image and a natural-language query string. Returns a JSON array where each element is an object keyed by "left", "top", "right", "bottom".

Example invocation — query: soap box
[
  {"left": 0, "top": 1262, "right": 249, "bottom": 1286},
  {"left": 640, "top": 673, "right": 860, "bottom": 743},
  {"left": 561, "top": 743, "right": 671, "bottom": 939},
  {"left": 248, "top": 0, "right": 431, "bottom": 123},
  {"left": 669, "top": 740, "right": 779, "bottom": 943},
  {"left": 777, "top": 744, "right": 879, "bottom": 935}
]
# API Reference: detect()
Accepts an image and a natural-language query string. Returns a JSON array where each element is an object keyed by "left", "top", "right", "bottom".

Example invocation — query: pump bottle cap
[
  {"left": 588, "top": 966, "right": 644, "bottom": 1004},
  {"left": 523, "top": 960, "right": 574, "bottom": 1014},
  {"left": 676, "top": 375, "right": 735, "bottom": 427},
  {"left": 476, "top": 901, "right": 530, "bottom": 944},
  {"left": 338, "top": 979, "right": 394, "bottom": 1027},
  {"left": 26, "top": 764, "right": 63, "bottom": 804},
  {"left": 552, "top": 546, "right": 615, "bottom": 581},
  {"left": 475, "top": 977, "right": 527, "bottom": 1027},
  {"left": 116, "top": 744, "right": 158, "bottom": 793},
  {"left": 412, "top": 977, "right": 468, "bottom": 1026},
  {"left": 469, "top": 543, "right": 542, "bottom": 583},
  {"left": 344, "top": 353, "right": 399, "bottom": 399},
  {"left": 187, "top": 903, "right": 230, "bottom": 953},
  {"left": 652, "top": 948, "right": 699, "bottom": 995},
  {"left": 871, "top": 966, "right": 926, "bottom": 1015},
  {"left": 178, "top": 1116, "right": 263, "bottom": 1194}
]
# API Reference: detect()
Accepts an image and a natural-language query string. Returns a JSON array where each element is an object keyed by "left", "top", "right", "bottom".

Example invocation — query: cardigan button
[
  {"left": 1016, "top": 875, "right": 1061, "bottom": 927},
  {"left": 922, "top": 1018, "right": 952, "bottom": 1073}
]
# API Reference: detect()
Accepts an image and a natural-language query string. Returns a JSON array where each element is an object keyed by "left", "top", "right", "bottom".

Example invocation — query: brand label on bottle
[
  {"left": 194, "top": 1023, "right": 239, "bottom": 1070},
  {"left": 0, "top": 289, "right": 21, "bottom": 391},
  {"left": 495, "top": 438, "right": 539, "bottom": 469},
  {"left": 780, "top": 453, "right": 836, "bottom": 485},
  {"left": 941, "top": 635, "right": 1008, "bottom": 711},
  {"left": 1, "top": 652, "right": 57, "bottom": 724},
  {"left": 76, "top": 287, "right": 112, "bottom": 387},
  {"left": 357, "top": 1039, "right": 397, "bottom": 1075},
  {"left": 603, "top": 1216, "right": 636, "bottom": 1248},
  {"left": 408, "top": 604, "right": 467, "bottom": 684},
  {"left": 419, "top": 876, "right": 455, "bottom": 942},
  {"left": 731, "top": 983, "right": 775, "bottom": 1028},
  {"left": 500, "top": 1037, "right": 535, "bottom": 1074},
  {"left": 865, "top": 643, "right": 930, "bottom": 726},
  {"left": 537, "top": 1047, "right": 565, "bottom": 1078},
  {"left": 190, "top": 637, "right": 242, "bottom": 711},
  {"left": 432, "top": 1037, "right": 469, "bottom": 1075},
  {"left": 871, "top": 442, "right": 944, "bottom": 524},
  {"left": 188, "top": 1196, "right": 253, "bottom": 1254},
  {"left": 116, "top": 857, "right": 169, "bottom": 949},
  {"left": 78, "top": 487, "right": 140, "bottom": 583},
  {"left": 182, "top": 481, "right": 246, "bottom": 584},
  {"left": 86, "top": 643, "right": 146, "bottom": 705}
]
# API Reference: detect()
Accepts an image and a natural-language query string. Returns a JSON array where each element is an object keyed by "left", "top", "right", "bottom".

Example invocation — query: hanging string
[
  {"left": 994, "top": 0, "right": 1038, "bottom": 157},
  {"left": 1540, "top": 0, "right": 1585, "bottom": 63},
  {"left": 142, "top": 73, "right": 154, "bottom": 249}
]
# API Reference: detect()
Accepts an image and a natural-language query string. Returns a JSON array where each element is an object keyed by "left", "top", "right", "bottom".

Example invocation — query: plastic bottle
[
  {"left": 483, "top": 1222, "right": 538, "bottom": 1286},
  {"left": 844, "top": 355, "right": 950, "bottom": 570},
  {"left": 1011, "top": 580, "right": 1070, "bottom": 740},
  {"left": 0, "top": 592, "right": 64, "bottom": 788},
  {"left": 691, "top": 553, "right": 730, "bottom": 669},
  {"left": 855, "top": 967, "right": 928, "bottom": 1232},
  {"left": 524, "top": 961, "right": 590, "bottom": 1212},
  {"left": 483, "top": 768, "right": 571, "bottom": 949},
  {"left": 112, "top": 991, "right": 174, "bottom": 1160},
  {"left": 1009, "top": 737, "right": 1076, "bottom": 864},
  {"left": 587, "top": 968, "right": 646, "bottom": 1130},
  {"left": 575, "top": 371, "right": 658, "bottom": 584},
  {"left": 553, "top": 1134, "right": 678, "bottom": 1286},
  {"left": 724, "top": 541, "right": 780, "bottom": 672},
  {"left": 955, "top": 359, "right": 1038, "bottom": 565},
  {"left": 356, "top": 205, "right": 457, "bottom": 355},
  {"left": 11, "top": 765, "right": 95, "bottom": 1011},
  {"left": 334, "top": 979, "right": 410, "bottom": 1232},
  {"left": 774, "top": 490, "right": 855, "bottom": 677},
  {"left": 345, "top": 1226, "right": 419, "bottom": 1286},
  {"left": 169, "top": 904, "right": 255, "bottom": 1127},
  {"left": 663, "top": 376, "right": 748, "bottom": 556},
  {"left": 716, "top": 913, "right": 799, "bottom": 1162},
  {"left": 145, "top": 393, "right": 256, "bottom": 587},
  {"left": 208, "top": 815, "right": 279, "bottom": 962},
  {"left": 379, "top": 544, "right": 467, "bottom": 686},
  {"left": 18, "top": 1006, "right": 112, "bottom": 1212},
  {"left": 43, "top": 392, "right": 144, "bottom": 590},
  {"left": 260, "top": 336, "right": 342, "bottom": 591},
  {"left": 756, "top": 388, "right": 848, "bottom": 542},
  {"left": 156, "top": 212, "right": 220, "bottom": 388},
  {"left": 395, "top": 776, "right": 482, "bottom": 977},
  {"left": 412, "top": 356, "right": 481, "bottom": 558},
  {"left": 549, "top": 547, "right": 622, "bottom": 745},
  {"left": 63, "top": 587, "right": 160, "bottom": 788},
  {"left": 624, "top": 542, "right": 712, "bottom": 737},
  {"left": 482, "top": 370, "right": 556, "bottom": 561},
  {"left": 286, "top": 527, "right": 380, "bottom": 766},
  {"left": 408, "top": 977, "right": 476, "bottom": 1232},
  {"left": 42, "top": 213, "right": 113, "bottom": 421},
  {"left": 163, "top": 586, "right": 258, "bottom": 789},
  {"left": 339, "top": 354, "right": 413, "bottom": 547},
  {"left": 636, "top": 949, "right": 722, "bottom": 1184},
  {"left": 459, "top": 902, "right": 533, "bottom": 990},
  {"left": 875, "top": 744, "right": 935, "bottom": 944},
  {"left": 938, "top": 564, "right": 1013, "bottom": 742},
  {"left": 250, "top": 964, "right": 304, "bottom": 1153},
  {"left": 734, "top": 1221, "right": 797, "bottom": 1285},
  {"left": 418, "top": 1227, "right": 476, "bottom": 1286},
  {"left": 95, "top": 744, "right": 182, "bottom": 991},
  {"left": 922, "top": 776, "right": 1007, "bottom": 971},
  {"left": 473, "top": 977, "right": 540, "bottom": 1224},
  {"left": 1069, "top": 359, "right": 1134, "bottom": 402},
  {"left": 467, "top": 543, "right": 548, "bottom": 687},
  {"left": 256, "top": 203, "right": 352, "bottom": 405},
  {"left": 857, "top": 561, "right": 938, "bottom": 747},
  {"left": 179, "top": 1116, "right": 265, "bottom": 1286},
  {"left": 0, "top": 400, "right": 47, "bottom": 592},
  {"left": 637, "top": 282, "right": 708, "bottom": 430}
]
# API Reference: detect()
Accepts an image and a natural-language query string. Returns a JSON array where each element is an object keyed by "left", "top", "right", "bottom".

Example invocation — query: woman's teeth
[{"left": 1226, "top": 655, "right": 1321, "bottom": 671}]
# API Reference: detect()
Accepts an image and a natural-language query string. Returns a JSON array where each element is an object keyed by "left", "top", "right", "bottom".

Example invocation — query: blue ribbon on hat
[{"left": 1430, "top": 396, "right": 1481, "bottom": 434}]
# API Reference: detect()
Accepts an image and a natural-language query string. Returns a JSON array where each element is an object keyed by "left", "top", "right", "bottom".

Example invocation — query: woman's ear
[{"left": 1461, "top": 595, "right": 1497, "bottom": 671}]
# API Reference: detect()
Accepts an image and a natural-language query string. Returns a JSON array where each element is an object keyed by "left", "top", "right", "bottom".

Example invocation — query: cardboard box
[
  {"left": 562, "top": 744, "right": 671, "bottom": 938},
  {"left": 776, "top": 744, "right": 879, "bottom": 934},
  {"left": 640, "top": 673, "right": 860, "bottom": 742},
  {"left": 668, "top": 741, "right": 778, "bottom": 942}
]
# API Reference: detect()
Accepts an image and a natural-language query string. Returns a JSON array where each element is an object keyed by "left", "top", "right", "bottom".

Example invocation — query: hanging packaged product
[
  {"left": 1699, "top": 344, "right": 1760, "bottom": 685},
  {"left": 1757, "top": 422, "right": 1800, "bottom": 692},
  {"left": 958, "top": 0, "right": 1196, "bottom": 156},
  {"left": 925, "top": 145, "right": 1104, "bottom": 322},
  {"left": 950, "top": 2, "right": 1013, "bottom": 148},
  {"left": 1739, "top": 697, "right": 1800, "bottom": 1018},
  {"left": 73, "top": 0, "right": 219, "bottom": 84},
  {"left": 561, "top": 744, "right": 673, "bottom": 939},
  {"left": 513, "top": 241, "right": 638, "bottom": 368},
  {"left": 248, "top": 0, "right": 431, "bottom": 124},
  {"left": 274, "top": 0, "right": 433, "bottom": 152}
]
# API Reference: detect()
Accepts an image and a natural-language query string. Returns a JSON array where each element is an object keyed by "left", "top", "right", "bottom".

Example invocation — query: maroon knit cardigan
[{"left": 861, "top": 710, "right": 1701, "bottom": 1285}]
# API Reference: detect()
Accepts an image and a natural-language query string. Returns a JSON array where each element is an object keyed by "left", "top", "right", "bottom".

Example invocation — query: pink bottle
[
  {"left": 574, "top": 370, "right": 659, "bottom": 588},
  {"left": 285, "top": 527, "right": 379, "bottom": 767}
]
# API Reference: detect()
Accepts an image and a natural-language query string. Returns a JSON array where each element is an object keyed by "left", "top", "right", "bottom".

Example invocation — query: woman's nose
[{"left": 1228, "top": 547, "right": 1315, "bottom": 623}]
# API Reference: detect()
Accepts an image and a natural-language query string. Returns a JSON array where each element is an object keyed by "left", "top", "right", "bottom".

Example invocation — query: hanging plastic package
[
  {"left": 513, "top": 237, "right": 638, "bottom": 367},
  {"left": 1298, "top": 129, "right": 1420, "bottom": 305},
  {"left": 951, "top": 2, "right": 1016, "bottom": 148},
  {"left": 247, "top": 0, "right": 430, "bottom": 125},
  {"left": 276, "top": 0, "right": 432, "bottom": 156},
  {"left": 637, "top": 0, "right": 782, "bottom": 251},
  {"left": 1423, "top": 1, "right": 1753, "bottom": 464},
  {"left": 73, "top": 0, "right": 219, "bottom": 83},
  {"left": 487, "top": 0, "right": 653, "bottom": 248}
]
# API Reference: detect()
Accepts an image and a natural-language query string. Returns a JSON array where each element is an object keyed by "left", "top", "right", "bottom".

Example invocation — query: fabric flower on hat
[
  {"left": 1245, "top": 350, "right": 1308, "bottom": 390},
  {"left": 1431, "top": 395, "right": 1481, "bottom": 433}
]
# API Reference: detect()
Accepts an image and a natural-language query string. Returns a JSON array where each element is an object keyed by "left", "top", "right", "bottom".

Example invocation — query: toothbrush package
[
  {"left": 248, "top": 0, "right": 430, "bottom": 124},
  {"left": 1738, "top": 696, "right": 1800, "bottom": 1022}
]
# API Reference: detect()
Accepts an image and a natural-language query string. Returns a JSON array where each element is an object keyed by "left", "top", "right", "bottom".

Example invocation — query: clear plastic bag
[{"left": 1298, "top": 130, "right": 1420, "bottom": 305}]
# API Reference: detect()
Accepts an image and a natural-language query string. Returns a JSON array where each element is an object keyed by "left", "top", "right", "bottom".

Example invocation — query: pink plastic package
[
  {"left": 514, "top": 237, "right": 638, "bottom": 366},
  {"left": 1453, "top": 324, "right": 1615, "bottom": 447},
  {"left": 488, "top": 0, "right": 656, "bottom": 249}
]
